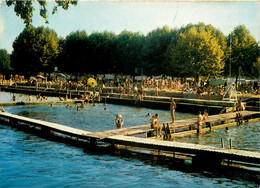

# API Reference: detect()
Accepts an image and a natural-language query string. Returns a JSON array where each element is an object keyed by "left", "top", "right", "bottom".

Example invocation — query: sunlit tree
[
  {"left": 166, "top": 26, "right": 225, "bottom": 79},
  {"left": 227, "top": 25, "right": 259, "bottom": 79},
  {"left": 0, "top": 49, "right": 11, "bottom": 72},
  {"left": 12, "top": 26, "right": 59, "bottom": 75}
]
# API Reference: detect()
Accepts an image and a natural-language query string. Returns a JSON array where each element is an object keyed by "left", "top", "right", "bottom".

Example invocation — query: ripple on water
[{"left": 0, "top": 104, "right": 259, "bottom": 187}]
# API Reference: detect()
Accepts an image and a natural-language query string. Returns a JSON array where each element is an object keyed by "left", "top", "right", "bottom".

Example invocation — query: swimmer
[
  {"left": 66, "top": 104, "right": 71, "bottom": 108},
  {"left": 93, "top": 103, "right": 96, "bottom": 107},
  {"left": 12, "top": 94, "right": 16, "bottom": 102},
  {"left": 146, "top": 113, "right": 151, "bottom": 117},
  {"left": 104, "top": 108, "right": 107, "bottom": 111},
  {"left": 115, "top": 115, "right": 124, "bottom": 129},
  {"left": 0, "top": 106, "right": 5, "bottom": 112},
  {"left": 28, "top": 95, "right": 32, "bottom": 101},
  {"left": 80, "top": 103, "right": 85, "bottom": 108},
  {"left": 50, "top": 104, "right": 53, "bottom": 107},
  {"left": 225, "top": 127, "right": 229, "bottom": 132}
]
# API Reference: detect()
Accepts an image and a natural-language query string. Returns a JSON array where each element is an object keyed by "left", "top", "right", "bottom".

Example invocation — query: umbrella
[
  {"left": 87, "top": 78, "right": 97, "bottom": 87},
  {"left": 209, "top": 79, "right": 226, "bottom": 86},
  {"left": 36, "top": 75, "right": 45, "bottom": 79},
  {"left": 56, "top": 73, "right": 66, "bottom": 78}
]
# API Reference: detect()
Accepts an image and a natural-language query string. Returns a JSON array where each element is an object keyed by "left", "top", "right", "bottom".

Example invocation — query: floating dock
[
  {"left": 102, "top": 94, "right": 236, "bottom": 114},
  {"left": 0, "top": 111, "right": 259, "bottom": 168}
]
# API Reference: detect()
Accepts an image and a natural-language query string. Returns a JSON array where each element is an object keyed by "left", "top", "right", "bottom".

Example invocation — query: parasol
[
  {"left": 36, "top": 75, "right": 45, "bottom": 79},
  {"left": 87, "top": 78, "right": 97, "bottom": 87},
  {"left": 56, "top": 73, "right": 66, "bottom": 78},
  {"left": 209, "top": 79, "right": 226, "bottom": 86}
]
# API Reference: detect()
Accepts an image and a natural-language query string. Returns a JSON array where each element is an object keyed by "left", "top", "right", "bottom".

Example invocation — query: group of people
[{"left": 197, "top": 110, "right": 209, "bottom": 133}]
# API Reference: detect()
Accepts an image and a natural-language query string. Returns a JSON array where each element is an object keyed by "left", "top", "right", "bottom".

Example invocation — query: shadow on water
[{"left": 83, "top": 145, "right": 260, "bottom": 186}]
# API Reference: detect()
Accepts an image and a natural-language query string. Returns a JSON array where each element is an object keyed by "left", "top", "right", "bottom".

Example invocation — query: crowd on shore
[
  {"left": 0, "top": 74, "right": 256, "bottom": 136},
  {"left": 0, "top": 74, "right": 259, "bottom": 100}
]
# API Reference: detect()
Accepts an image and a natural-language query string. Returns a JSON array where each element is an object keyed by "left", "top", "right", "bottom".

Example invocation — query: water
[
  {"left": 0, "top": 92, "right": 259, "bottom": 187},
  {"left": 0, "top": 92, "right": 61, "bottom": 103}
]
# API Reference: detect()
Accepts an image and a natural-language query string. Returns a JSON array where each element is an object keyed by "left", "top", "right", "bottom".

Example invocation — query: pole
[
  {"left": 229, "top": 35, "right": 232, "bottom": 78},
  {"left": 221, "top": 138, "right": 224, "bottom": 148}
]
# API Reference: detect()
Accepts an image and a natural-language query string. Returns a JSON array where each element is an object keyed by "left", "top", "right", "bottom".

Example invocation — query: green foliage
[
  {"left": 166, "top": 26, "right": 225, "bottom": 78},
  {"left": 0, "top": 49, "right": 11, "bottom": 72},
  {"left": 6, "top": 0, "right": 78, "bottom": 27},
  {"left": 12, "top": 26, "right": 60, "bottom": 75},
  {"left": 9, "top": 22, "right": 258, "bottom": 77},
  {"left": 252, "top": 58, "right": 260, "bottom": 78},
  {"left": 116, "top": 31, "right": 145, "bottom": 74},
  {"left": 142, "top": 25, "right": 177, "bottom": 75},
  {"left": 226, "top": 25, "right": 259, "bottom": 79},
  {"left": 59, "top": 30, "right": 89, "bottom": 73},
  {"left": 87, "top": 31, "right": 117, "bottom": 74}
]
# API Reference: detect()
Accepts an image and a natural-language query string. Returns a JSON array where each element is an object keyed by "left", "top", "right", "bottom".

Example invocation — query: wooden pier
[
  {"left": 104, "top": 135, "right": 260, "bottom": 165},
  {"left": 0, "top": 110, "right": 259, "bottom": 168}
]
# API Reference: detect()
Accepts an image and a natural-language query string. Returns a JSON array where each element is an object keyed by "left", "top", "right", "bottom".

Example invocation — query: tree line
[{"left": 0, "top": 23, "right": 259, "bottom": 79}]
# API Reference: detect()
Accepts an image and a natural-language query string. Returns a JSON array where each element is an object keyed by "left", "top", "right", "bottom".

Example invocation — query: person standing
[
  {"left": 170, "top": 98, "right": 176, "bottom": 124},
  {"left": 152, "top": 113, "right": 161, "bottom": 136},
  {"left": 197, "top": 111, "right": 203, "bottom": 133}
]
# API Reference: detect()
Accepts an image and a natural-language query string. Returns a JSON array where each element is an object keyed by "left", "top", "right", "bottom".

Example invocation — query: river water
[{"left": 0, "top": 92, "right": 259, "bottom": 187}]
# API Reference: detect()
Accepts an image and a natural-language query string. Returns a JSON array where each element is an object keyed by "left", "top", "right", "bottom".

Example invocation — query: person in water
[
  {"left": 0, "top": 106, "right": 5, "bottom": 112},
  {"left": 202, "top": 109, "right": 208, "bottom": 122},
  {"left": 115, "top": 115, "right": 124, "bottom": 129},
  {"left": 115, "top": 114, "right": 124, "bottom": 129},
  {"left": 80, "top": 102, "right": 85, "bottom": 108}
]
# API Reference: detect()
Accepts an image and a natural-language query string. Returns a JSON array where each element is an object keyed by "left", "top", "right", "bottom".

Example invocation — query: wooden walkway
[
  {"left": 84, "top": 111, "right": 260, "bottom": 139},
  {"left": 83, "top": 124, "right": 153, "bottom": 140},
  {"left": 0, "top": 112, "right": 91, "bottom": 139},
  {"left": 0, "top": 111, "right": 259, "bottom": 166},
  {"left": 105, "top": 135, "right": 260, "bottom": 164}
]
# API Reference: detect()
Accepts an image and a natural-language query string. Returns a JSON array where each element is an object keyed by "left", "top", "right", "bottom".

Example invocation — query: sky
[{"left": 0, "top": 1, "right": 259, "bottom": 53}]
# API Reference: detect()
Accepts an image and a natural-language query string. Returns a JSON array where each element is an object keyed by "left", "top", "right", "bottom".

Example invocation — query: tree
[
  {"left": 116, "top": 31, "right": 145, "bottom": 75},
  {"left": 5, "top": 0, "right": 78, "bottom": 27},
  {"left": 0, "top": 49, "right": 11, "bottom": 73},
  {"left": 88, "top": 31, "right": 117, "bottom": 74},
  {"left": 166, "top": 26, "right": 225, "bottom": 78},
  {"left": 59, "top": 30, "right": 89, "bottom": 73},
  {"left": 12, "top": 26, "right": 60, "bottom": 75},
  {"left": 227, "top": 25, "right": 259, "bottom": 79},
  {"left": 142, "top": 26, "right": 177, "bottom": 75}
]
